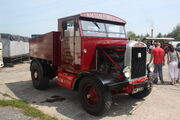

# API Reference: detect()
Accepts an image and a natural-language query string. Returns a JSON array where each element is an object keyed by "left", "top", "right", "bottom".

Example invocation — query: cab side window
[{"left": 62, "top": 20, "right": 74, "bottom": 37}]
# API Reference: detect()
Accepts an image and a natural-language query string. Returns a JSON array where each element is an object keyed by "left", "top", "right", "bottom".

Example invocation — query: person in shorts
[{"left": 167, "top": 44, "right": 179, "bottom": 85}]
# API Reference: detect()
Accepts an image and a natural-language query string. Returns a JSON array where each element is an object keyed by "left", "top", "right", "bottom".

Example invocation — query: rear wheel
[
  {"left": 30, "top": 60, "right": 50, "bottom": 90},
  {"left": 79, "top": 77, "right": 112, "bottom": 116}
]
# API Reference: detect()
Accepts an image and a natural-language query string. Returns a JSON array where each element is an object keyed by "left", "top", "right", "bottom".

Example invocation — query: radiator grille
[{"left": 131, "top": 47, "right": 146, "bottom": 79}]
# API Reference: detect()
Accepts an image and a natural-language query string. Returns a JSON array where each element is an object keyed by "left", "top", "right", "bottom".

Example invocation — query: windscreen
[{"left": 81, "top": 20, "right": 126, "bottom": 38}]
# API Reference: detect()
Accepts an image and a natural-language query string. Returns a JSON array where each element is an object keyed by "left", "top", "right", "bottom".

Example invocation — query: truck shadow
[{"left": 6, "top": 80, "right": 145, "bottom": 120}]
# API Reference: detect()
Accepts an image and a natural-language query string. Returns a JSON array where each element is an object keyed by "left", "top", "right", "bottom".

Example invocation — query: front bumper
[{"left": 107, "top": 75, "right": 153, "bottom": 94}]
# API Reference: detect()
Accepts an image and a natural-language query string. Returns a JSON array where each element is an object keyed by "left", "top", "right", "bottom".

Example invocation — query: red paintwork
[
  {"left": 83, "top": 83, "right": 99, "bottom": 107},
  {"left": 30, "top": 12, "right": 147, "bottom": 92},
  {"left": 57, "top": 72, "right": 77, "bottom": 89},
  {"left": 117, "top": 74, "right": 124, "bottom": 79},
  {"left": 58, "top": 12, "right": 126, "bottom": 31},
  {"left": 57, "top": 12, "right": 128, "bottom": 73},
  {"left": 129, "top": 77, "right": 148, "bottom": 84},
  {"left": 81, "top": 37, "right": 128, "bottom": 71},
  {"left": 80, "top": 12, "right": 126, "bottom": 24}
]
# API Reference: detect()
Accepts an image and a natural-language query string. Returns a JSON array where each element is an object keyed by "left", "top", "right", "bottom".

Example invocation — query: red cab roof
[{"left": 80, "top": 12, "right": 126, "bottom": 24}]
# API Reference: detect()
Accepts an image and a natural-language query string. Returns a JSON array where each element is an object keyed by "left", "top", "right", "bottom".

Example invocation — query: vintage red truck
[{"left": 29, "top": 12, "right": 154, "bottom": 115}]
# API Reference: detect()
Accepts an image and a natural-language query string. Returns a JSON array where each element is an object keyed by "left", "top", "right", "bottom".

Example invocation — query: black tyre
[
  {"left": 30, "top": 60, "right": 49, "bottom": 90},
  {"left": 79, "top": 77, "right": 112, "bottom": 116},
  {"left": 43, "top": 63, "right": 56, "bottom": 79},
  {"left": 129, "top": 83, "right": 152, "bottom": 99}
]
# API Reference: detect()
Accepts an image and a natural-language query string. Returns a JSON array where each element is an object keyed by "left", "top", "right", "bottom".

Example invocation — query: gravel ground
[{"left": 0, "top": 61, "right": 180, "bottom": 120}]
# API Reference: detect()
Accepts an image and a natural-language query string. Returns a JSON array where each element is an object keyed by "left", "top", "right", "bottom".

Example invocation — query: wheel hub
[
  {"left": 83, "top": 84, "right": 99, "bottom": 107},
  {"left": 87, "top": 94, "right": 91, "bottom": 99},
  {"left": 34, "top": 71, "right": 38, "bottom": 79}
]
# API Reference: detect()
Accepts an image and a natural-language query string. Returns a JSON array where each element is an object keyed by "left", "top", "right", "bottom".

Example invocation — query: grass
[{"left": 0, "top": 99, "right": 57, "bottom": 120}]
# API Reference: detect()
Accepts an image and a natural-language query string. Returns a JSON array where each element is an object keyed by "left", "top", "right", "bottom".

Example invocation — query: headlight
[
  {"left": 123, "top": 66, "right": 131, "bottom": 78},
  {"left": 147, "top": 63, "right": 154, "bottom": 72}
]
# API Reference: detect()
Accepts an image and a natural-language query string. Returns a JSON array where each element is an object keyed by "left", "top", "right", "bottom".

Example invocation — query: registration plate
[{"left": 132, "top": 87, "right": 144, "bottom": 94}]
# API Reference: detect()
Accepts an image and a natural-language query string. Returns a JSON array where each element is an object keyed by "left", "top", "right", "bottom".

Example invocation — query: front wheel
[{"left": 79, "top": 77, "right": 112, "bottom": 116}]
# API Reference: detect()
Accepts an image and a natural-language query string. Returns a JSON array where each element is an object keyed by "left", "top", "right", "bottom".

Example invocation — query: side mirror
[
  {"left": 74, "top": 22, "right": 79, "bottom": 31},
  {"left": 62, "top": 21, "right": 67, "bottom": 30}
]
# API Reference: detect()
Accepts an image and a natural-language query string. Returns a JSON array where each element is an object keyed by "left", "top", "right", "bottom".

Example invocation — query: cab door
[
  {"left": 61, "top": 20, "right": 75, "bottom": 73},
  {"left": 61, "top": 19, "right": 81, "bottom": 73}
]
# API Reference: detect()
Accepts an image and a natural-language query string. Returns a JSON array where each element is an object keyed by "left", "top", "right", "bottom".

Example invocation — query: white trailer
[
  {"left": 0, "top": 42, "right": 4, "bottom": 67},
  {"left": 0, "top": 33, "right": 29, "bottom": 64}
]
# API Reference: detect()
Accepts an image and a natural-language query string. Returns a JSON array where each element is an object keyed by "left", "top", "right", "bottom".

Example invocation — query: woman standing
[{"left": 167, "top": 44, "right": 179, "bottom": 85}]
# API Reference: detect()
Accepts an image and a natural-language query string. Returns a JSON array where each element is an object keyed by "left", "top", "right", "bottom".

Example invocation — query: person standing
[
  {"left": 149, "top": 42, "right": 165, "bottom": 84},
  {"left": 149, "top": 44, "right": 155, "bottom": 54},
  {"left": 167, "top": 44, "right": 179, "bottom": 85},
  {"left": 177, "top": 49, "right": 180, "bottom": 83}
]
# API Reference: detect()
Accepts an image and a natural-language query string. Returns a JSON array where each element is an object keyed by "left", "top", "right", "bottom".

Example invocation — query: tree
[
  {"left": 137, "top": 34, "right": 145, "bottom": 41},
  {"left": 163, "top": 34, "right": 167, "bottom": 37},
  {"left": 145, "top": 33, "right": 150, "bottom": 37},
  {"left": 167, "top": 24, "right": 180, "bottom": 40},
  {"left": 157, "top": 33, "right": 162, "bottom": 38},
  {"left": 127, "top": 31, "right": 136, "bottom": 40}
]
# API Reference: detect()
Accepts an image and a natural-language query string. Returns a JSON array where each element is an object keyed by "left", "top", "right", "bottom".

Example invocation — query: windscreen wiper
[{"left": 93, "top": 21, "right": 100, "bottom": 29}]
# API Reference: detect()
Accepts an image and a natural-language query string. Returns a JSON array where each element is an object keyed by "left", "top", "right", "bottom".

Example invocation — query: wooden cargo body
[{"left": 29, "top": 31, "right": 61, "bottom": 66}]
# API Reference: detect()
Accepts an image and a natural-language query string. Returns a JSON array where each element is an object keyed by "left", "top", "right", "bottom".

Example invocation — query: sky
[{"left": 0, "top": 0, "right": 180, "bottom": 37}]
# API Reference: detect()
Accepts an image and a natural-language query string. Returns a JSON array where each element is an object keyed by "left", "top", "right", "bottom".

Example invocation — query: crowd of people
[{"left": 149, "top": 42, "right": 179, "bottom": 85}]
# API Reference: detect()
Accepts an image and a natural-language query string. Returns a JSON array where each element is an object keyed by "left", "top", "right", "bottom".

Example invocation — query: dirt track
[{"left": 0, "top": 63, "right": 180, "bottom": 120}]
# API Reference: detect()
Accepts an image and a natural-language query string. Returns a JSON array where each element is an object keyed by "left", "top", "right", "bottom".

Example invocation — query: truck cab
[
  {"left": 29, "top": 12, "right": 153, "bottom": 115},
  {"left": 58, "top": 12, "right": 127, "bottom": 73}
]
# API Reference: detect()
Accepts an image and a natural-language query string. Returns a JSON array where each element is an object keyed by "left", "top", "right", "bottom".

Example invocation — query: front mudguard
[
  {"left": 73, "top": 71, "right": 128, "bottom": 91},
  {"left": 74, "top": 71, "right": 153, "bottom": 93}
]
